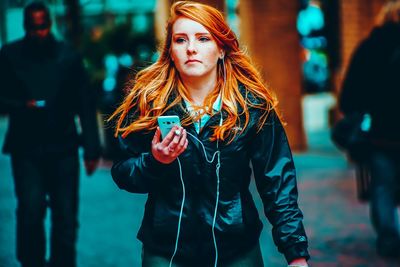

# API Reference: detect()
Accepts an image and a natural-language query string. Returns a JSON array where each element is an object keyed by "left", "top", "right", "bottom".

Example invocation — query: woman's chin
[{"left": 180, "top": 70, "right": 212, "bottom": 79}]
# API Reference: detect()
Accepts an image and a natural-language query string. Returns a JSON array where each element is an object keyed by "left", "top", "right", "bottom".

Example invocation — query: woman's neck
[{"left": 181, "top": 73, "right": 217, "bottom": 106}]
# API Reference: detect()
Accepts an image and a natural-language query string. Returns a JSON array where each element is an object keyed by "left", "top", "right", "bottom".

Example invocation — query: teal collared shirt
[{"left": 184, "top": 94, "right": 222, "bottom": 134}]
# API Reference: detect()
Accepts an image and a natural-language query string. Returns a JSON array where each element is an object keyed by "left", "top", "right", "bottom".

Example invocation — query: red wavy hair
[
  {"left": 375, "top": 0, "right": 400, "bottom": 26},
  {"left": 110, "top": 1, "right": 278, "bottom": 142}
]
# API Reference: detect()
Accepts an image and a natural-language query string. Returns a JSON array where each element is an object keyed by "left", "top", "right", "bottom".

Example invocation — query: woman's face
[{"left": 170, "top": 17, "right": 222, "bottom": 81}]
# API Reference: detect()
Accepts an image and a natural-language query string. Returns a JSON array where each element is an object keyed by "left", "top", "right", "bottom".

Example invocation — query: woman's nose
[{"left": 187, "top": 41, "right": 197, "bottom": 54}]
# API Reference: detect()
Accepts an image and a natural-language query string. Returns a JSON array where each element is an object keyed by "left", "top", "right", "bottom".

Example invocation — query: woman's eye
[
  {"left": 175, "top": 37, "right": 186, "bottom": 43},
  {"left": 199, "top": 36, "right": 210, "bottom": 42}
]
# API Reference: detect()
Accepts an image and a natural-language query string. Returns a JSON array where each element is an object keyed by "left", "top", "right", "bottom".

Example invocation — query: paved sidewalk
[{"left": 0, "top": 117, "right": 399, "bottom": 267}]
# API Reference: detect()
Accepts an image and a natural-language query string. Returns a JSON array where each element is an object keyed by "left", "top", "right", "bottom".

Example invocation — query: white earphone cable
[
  {"left": 169, "top": 55, "right": 226, "bottom": 267},
  {"left": 211, "top": 152, "right": 221, "bottom": 267},
  {"left": 169, "top": 157, "right": 185, "bottom": 267}
]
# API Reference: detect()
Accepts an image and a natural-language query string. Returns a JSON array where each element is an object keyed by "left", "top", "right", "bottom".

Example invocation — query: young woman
[{"left": 110, "top": 1, "right": 309, "bottom": 266}]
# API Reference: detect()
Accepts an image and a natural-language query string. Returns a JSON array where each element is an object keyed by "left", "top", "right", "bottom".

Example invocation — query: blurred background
[{"left": 0, "top": 0, "right": 398, "bottom": 266}]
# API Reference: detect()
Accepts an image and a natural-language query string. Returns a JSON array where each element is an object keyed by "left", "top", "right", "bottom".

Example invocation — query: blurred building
[{"left": 0, "top": 0, "right": 388, "bottom": 152}]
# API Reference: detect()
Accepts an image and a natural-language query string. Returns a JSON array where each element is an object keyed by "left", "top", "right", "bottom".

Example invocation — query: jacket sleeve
[
  {"left": 0, "top": 46, "right": 27, "bottom": 113},
  {"left": 111, "top": 133, "right": 171, "bottom": 193},
  {"left": 250, "top": 110, "right": 310, "bottom": 263},
  {"left": 74, "top": 53, "right": 101, "bottom": 160}
]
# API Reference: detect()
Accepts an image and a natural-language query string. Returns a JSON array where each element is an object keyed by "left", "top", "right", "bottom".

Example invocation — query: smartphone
[{"left": 157, "top": 115, "right": 181, "bottom": 139}]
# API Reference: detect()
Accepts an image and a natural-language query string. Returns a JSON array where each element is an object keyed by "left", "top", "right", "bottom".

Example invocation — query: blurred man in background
[
  {"left": 0, "top": 2, "right": 101, "bottom": 267},
  {"left": 339, "top": 0, "right": 400, "bottom": 259}
]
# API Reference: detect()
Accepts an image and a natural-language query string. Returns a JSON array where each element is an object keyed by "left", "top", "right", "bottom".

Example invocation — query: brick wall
[{"left": 239, "top": 1, "right": 306, "bottom": 150}]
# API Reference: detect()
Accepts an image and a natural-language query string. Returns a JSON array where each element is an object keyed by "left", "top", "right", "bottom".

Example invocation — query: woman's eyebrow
[{"left": 173, "top": 32, "right": 211, "bottom": 36}]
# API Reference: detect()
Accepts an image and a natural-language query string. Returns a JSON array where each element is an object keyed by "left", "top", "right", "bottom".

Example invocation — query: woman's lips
[{"left": 185, "top": 59, "right": 201, "bottom": 64}]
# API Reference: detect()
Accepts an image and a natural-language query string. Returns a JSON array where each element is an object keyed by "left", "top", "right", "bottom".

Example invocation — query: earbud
[{"left": 219, "top": 51, "right": 225, "bottom": 59}]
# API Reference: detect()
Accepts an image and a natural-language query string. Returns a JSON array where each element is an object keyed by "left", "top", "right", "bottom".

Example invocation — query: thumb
[{"left": 152, "top": 127, "right": 161, "bottom": 145}]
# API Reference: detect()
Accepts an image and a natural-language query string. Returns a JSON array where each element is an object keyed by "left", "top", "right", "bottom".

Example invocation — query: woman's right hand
[{"left": 151, "top": 126, "right": 188, "bottom": 164}]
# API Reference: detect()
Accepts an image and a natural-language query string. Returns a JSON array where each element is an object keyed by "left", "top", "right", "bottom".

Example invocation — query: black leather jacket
[
  {"left": 111, "top": 90, "right": 309, "bottom": 264},
  {"left": 340, "top": 23, "right": 400, "bottom": 142}
]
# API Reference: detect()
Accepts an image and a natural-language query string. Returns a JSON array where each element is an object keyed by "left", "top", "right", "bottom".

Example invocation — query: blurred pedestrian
[
  {"left": 0, "top": 2, "right": 101, "bottom": 267},
  {"left": 339, "top": 0, "right": 400, "bottom": 259},
  {"left": 109, "top": 1, "right": 309, "bottom": 266}
]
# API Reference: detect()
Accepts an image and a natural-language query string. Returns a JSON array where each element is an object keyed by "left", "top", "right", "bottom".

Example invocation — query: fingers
[
  {"left": 152, "top": 127, "right": 164, "bottom": 153},
  {"left": 151, "top": 126, "right": 188, "bottom": 164},
  {"left": 173, "top": 129, "right": 188, "bottom": 156},
  {"left": 161, "top": 126, "right": 179, "bottom": 146},
  {"left": 152, "top": 127, "right": 161, "bottom": 145},
  {"left": 168, "top": 127, "right": 183, "bottom": 151}
]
